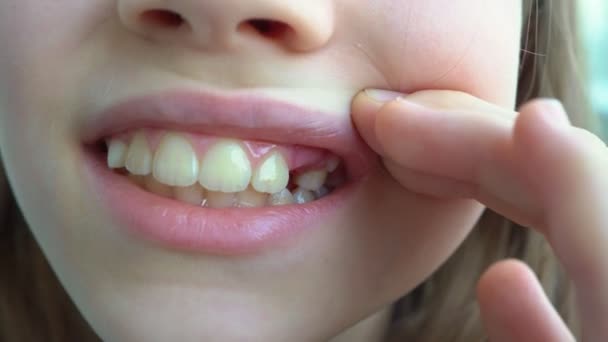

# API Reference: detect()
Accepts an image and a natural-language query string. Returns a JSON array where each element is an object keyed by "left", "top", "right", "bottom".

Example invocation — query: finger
[
  {"left": 513, "top": 100, "right": 608, "bottom": 341},
  {"left": 352, "top": 89, "right": 543, "bottom": 226},
  {"left": 351, "top": 89, "right": 404, "bottom": 155},
  {"left": 477, "top": 259, "right": 575, "bottom": 342}
]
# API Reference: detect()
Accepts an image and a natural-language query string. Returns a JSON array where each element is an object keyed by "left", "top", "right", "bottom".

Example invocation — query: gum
[{"left": 109, "top": 128, "right": 337, "bottom": 171}]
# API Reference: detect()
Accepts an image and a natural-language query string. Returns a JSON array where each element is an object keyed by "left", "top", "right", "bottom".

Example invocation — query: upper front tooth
[
  {"left": 107, "top": 139, "right": 128, "bottom": 168},
  {"left": 125, "top": 132, "right": 153, "bottom": 175},
  {"left": 294, "top": 169, "right": 328, "bottom": 191},
  {"left": 251, "top": 151, "right": 289, "bottom": 194},
  {"left": 198, "top": 139, "right": 252, "bottom": 193},
  {"left": 152, "top": 133, "right": 199, "bottom": 187}
]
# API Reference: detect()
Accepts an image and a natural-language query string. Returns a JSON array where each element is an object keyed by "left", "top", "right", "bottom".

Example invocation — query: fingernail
[{"left": 364, "top": 89, "right": 407, "bottom": 103}]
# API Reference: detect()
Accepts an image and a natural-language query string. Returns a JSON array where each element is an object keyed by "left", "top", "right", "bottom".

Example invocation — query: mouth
[{"left": 80, "top": 88, "right": 375, "bottom": 255}]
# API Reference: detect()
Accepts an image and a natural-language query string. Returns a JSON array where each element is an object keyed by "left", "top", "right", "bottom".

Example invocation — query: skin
[{"left": 3, "top": 0, "right": 601, "bottom": 341}]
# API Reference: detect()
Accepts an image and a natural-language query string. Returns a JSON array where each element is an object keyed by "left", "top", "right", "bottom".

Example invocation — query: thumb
[
  {"left": 351, "top": 89, "right": 406, "bottom": 155},
  {"left": 477, "top": 259, "right": 575, "bottom": 342}
]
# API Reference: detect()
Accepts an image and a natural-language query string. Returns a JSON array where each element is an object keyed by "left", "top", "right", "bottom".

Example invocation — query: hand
[{"left": 351, "top": 89, "right": 608, "bottom": 341}]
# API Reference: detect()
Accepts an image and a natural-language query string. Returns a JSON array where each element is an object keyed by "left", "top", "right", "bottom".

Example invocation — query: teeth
[
  {"left": 268, "top": 189, "right": 295, "bottom": 206},
  {"left": 128, "top": 174, "right": 145, "bottom": 188},
  {"left": 236, "top": 187, "right": 268, "bottom": 208},
  {"left": 125, "top": 132, "right": 153, "bottom": 175},
  {"left": 107, "top": 139, "right": 128, "bottom": 169},
  {"left": 173, "top": 184, "right": 206, "bottom": 206},
  {"left": 313, "top": 186, "right": 330, "bottom": 199},
  {"left": 116, "top": 132, "right": 340, "bottom": 206},
  {"left": 199, "top": 140, "right": 252, "bottom": 193},
  {"left": 206, "top": 191, "right": 237, "bottom": 209},
  {"left": 294, "top": 169, "right": 328, "bottom": 191},
  {"left": 144, "top": 175, "right": 173, "bottom": 198},
  {"left": 292, "top": 187, "right": 316, "bottom": 204},
  {"left": 152, "top": 133, "right": 199, "bottom": 187},
  {"left": 251, "top": 151, "right": 289, "bottom": 194},
  {"left": 326, "top": 157, "right": 340, "bottom": 173}
]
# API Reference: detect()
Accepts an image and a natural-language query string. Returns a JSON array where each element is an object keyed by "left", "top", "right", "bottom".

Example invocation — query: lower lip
[{"left": 82, "top": 146, "right": 357, "bottom": 255}]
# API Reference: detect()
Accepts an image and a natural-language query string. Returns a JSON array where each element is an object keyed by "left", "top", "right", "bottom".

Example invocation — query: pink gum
[{"left": 111, "top": 128, "right": 335, "bottom": 171}]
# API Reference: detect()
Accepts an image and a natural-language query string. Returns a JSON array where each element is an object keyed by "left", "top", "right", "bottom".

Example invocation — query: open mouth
[
  {"left": 101, "top": 129, "right": 346, "bottom": 208},
  {"left": 80, "top": 89, "right": 374, "bottom": 255}
]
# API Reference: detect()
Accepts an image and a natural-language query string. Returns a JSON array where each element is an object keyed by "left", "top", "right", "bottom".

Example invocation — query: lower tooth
[
  {"left": 128, "top": 174, "right": 146, "bottom": 188},
  {"left": 206, "top": 191, "right": 237, "bottom": 209},
  {"left": 292, "top": 187, "right": 316, "bottom": 204},
  {"left": 313, "top": 186, "right": 330, "bottom": 199},
  {"left": 268, "top": 189, "right": 295, "bottom": 206},
  {"left": 144, "top": 175, "right": 173, "bottom": 198},
  {"left": 174, "top": 184, "right": 206, "bottom": 206},
  {"left": 236, "top": 187, "right": 268, "bottom": 208}
]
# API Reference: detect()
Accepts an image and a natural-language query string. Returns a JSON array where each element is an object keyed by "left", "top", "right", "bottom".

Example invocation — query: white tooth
[
  {"left": 268, "top": 189, "right": 295, "bottom": 206},
  {"left": 206, "top": 191, "right": 237, "bottom": 208},
  {"left": 199, "top": 140, "right": 252, "bottom": 193},
  {"left": 152, "top": 133, "right": 199, "bottom": 187},
  {"left": 313, "top": 186, "right": 330, "bottom": 199},
  {"left": 174, "top": 184, "right": 206, "bottom": 206},
  {"left": 292, "top": 187, "right": 315, "bottom": 204},
  {"left": 107, "top": 139, "right": 128, "bottom": 169},
  {"left": 326, "top": 157, "right": 340, "bottom": 173},
  {"left": 236, "top": 187, "right": 268, "bottom": 208},
  {"left": 125, "top": 132, "right": 153, "bottom": 175},
  {"left": 294, "top": 169, "right": 328, "bottom": 191},
  {"left": 251, "top": 151, "right": 289, "bottom": 194},
  {"left": 144, "top": 175, "right": 173, "bottom": 198}
]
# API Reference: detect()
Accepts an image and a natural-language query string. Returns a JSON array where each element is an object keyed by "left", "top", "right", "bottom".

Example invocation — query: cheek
[{"left": 371, "top": 1, "right": 522, "bottom": 107}]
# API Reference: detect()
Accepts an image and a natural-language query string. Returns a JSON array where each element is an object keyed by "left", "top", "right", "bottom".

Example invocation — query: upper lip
[{"left": 80, "top": 88, "right": 377, "bottom": 179}]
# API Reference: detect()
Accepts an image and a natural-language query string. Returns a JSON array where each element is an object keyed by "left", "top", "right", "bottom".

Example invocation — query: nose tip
[{"left": 118, "top": 1, "right": 334, "bottom": 52}]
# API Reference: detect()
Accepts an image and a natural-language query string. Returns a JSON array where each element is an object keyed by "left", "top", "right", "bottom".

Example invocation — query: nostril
[
  {"left": 140, "top": 9, "right": 185, "bottom": 29},
  {"left": 239, "top": 19, "right": 291, "bottom": 39}
]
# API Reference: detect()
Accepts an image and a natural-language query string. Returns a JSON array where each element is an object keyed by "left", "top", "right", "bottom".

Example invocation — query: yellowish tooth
[
  {"left": 268, "top": 189, "right": 295, "bottom": 206},
  {"left": 292, "top": 187, "right": 316, "bottom": 204},
  {"left": 206, "top": 191, "right": 237, "bottom": 208},
  {"left": 107, "top": 139, "right": 128, "bottom": 168},
  {"left": 326, "top": 156, "right": 340, "bottom": 173},
  {"left": 125, "top": 132, "right": 153, "bottom": 175},
  {"left": 152, "top": 133, "right": 199, "bottom": 187},
  {"left": 294, "top": 170, "right": 327, "bottom": 191},
  {"left": 236, "top": 187, "right": 268, "bottom": 208},
  {"left": 144, "top": 175, "right": 173, "bottom": 198},
  {"left": 128, "top": 174, "right": 145, "bottom": 188},
  {"left": 198, "top": 140, "right": 251, "bottom": 193},
  {"left": 174, "top": 184, "right": 206, "bottom": 206},
  {"left": 251, "top": 151, "right": 289, "bottom": 194}
]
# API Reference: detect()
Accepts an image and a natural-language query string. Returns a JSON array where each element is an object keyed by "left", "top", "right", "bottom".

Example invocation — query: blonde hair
[
  {"left": 0, "top": 0, "right": 596, "bottom": 340},
  {"left": 387, "top": 0, "right": 595, "bottom": 340}
]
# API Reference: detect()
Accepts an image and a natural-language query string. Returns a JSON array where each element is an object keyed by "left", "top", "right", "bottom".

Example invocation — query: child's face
[{"left": 0, "top": 1, "right": 522, "bottom": 340}]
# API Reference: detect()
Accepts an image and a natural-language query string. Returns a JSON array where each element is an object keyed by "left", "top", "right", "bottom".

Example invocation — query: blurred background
[{"left": 579, "top": 0, "right": 608, "bottom": 137}]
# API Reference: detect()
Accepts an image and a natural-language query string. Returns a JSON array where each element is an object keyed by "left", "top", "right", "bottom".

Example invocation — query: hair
[
  {"left": 387, "top": 0, "right": 596, "bottom": 340},
  {"left": 0, "top": 0, "right": 597, "bottom": 341}
]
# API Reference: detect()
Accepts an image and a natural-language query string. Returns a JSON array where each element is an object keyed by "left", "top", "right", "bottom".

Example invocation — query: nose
[{"left": 118, "top": 0, "right": 335, "bottom": 52}]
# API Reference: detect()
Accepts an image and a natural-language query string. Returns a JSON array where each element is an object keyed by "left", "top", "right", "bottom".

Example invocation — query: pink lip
[{"left": 80, "top": 88, "right": 376, "bottom": 255}]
